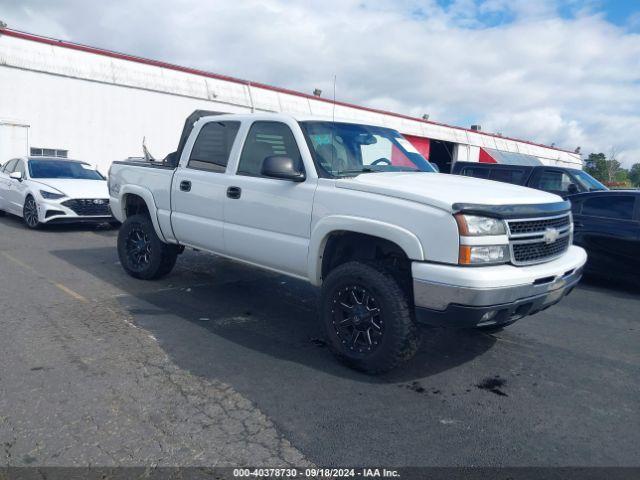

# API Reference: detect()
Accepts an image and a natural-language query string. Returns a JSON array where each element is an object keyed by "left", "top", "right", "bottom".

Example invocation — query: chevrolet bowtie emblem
[{"left": 543, "top": 227, "right": 560, "bottom": 244}]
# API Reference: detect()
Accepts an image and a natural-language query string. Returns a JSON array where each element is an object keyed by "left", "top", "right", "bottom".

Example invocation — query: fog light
[{"left": 480, "top": 310, "right": 497, "bottom": 322}]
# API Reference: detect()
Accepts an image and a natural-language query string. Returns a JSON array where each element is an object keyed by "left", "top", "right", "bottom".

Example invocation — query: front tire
[
  {"left": 320, "top": 261, "right": 419, "bottom": 374},
  {"left": 118, "top": 214, "right": 178, "bottom": 280},
  {"left": 23, "top": 195, "right": 41, "bottom": 229}
]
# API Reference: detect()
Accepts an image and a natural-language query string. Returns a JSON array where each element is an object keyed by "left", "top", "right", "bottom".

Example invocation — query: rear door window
[
  {"left": 188, "top": 121, "right": 240, "bottom": 172},
  {"left": 461, "top": 167, "right": 489, "bottom": 179},
  {"left": 581, "top": 196, "right": 635, "bottom": 221},
  {"left": 489, "top": 168, "right": 526, "bottom": 185}
]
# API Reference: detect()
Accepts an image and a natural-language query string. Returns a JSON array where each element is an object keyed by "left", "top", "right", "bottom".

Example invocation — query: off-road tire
[
  {"left": 320, "top": 261, "right": 419, "bottom": 374},
  {"left": 118, "top": 214, "right": 178, "bottom": 280}
]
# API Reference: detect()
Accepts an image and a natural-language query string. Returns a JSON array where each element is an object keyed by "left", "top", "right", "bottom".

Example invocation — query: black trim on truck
[{"left": 452, "top": 201, "right": 571, "bottom": 219}]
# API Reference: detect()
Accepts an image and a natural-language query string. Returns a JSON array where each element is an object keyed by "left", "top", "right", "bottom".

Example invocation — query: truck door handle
[
  {"left": 227, "top": 186, "right": 242, "bottom": 199},
  {"left": 180, "top": 180, "right": 191, "bottom": 192}
]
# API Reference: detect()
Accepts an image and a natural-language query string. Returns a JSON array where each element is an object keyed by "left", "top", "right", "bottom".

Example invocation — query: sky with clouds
[{"left": 1, "top": 0, "right": 639, "bottom": 165}]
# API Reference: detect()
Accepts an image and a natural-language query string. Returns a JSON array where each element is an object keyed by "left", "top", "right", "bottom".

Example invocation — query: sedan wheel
[{"left": 23, "top": 196, "right": 41, "bottom": 229}]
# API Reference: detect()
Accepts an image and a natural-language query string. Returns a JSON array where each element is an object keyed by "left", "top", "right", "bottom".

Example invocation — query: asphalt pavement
[{"left": 0, "top": 214, "right": 638, "bottom": 467}]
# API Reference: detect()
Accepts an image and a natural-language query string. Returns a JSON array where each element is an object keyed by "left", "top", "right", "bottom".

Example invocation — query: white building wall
[
  {"left": 0, "top": 31, "right": 583, "bottom": 172},
  {"left": 0, "top": 120, "right": 29, "bottom": 162}
]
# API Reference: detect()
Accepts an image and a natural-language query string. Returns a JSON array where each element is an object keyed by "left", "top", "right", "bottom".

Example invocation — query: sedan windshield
[
  {"left": 299, "top": 121, "right": 435, "bottom": 177},
  {"left": 28, "top": 160, "right": 104, "bottom": 180},
  {"left": 573, "top": 170, "right": 607, "bottom": 192}
]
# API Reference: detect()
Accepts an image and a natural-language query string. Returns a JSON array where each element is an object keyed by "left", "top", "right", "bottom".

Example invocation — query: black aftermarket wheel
[
  {"left": 117, "top": 214, "right": 179, "bottom": 280},
  {"left": 320, "top": 261, "right": 419, "bottom": 374}
]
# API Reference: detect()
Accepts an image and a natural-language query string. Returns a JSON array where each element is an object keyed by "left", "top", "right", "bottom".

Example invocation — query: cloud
[{"left": 1, "top": 0, "right": 639, "bottom": 166}]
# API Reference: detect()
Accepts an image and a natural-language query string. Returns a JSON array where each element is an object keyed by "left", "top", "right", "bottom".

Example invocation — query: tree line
[{"left": 584, "top": 152, "right": 640, "bottom": 188}]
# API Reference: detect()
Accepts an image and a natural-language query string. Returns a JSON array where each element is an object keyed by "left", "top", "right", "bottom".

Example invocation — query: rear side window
[
  {"left": 582, "top": 196, "right": 635, "bottom": 220},
  {"left": 237, "top": 121, "right": 303, "bottom": 177},
  {"left": 461, "top": 167, "right": 489, "bottom": 179},
  {"left": 188, "top": 121, "right": 240, "bottom": 172},
  {"left": 489, "top": 168, "right": 526, "bottom": 185}
]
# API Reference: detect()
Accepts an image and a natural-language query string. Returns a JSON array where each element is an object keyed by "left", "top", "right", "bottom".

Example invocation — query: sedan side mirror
[
  {"left": 261, "top": 156, "right": 305, "bottom": 182},
  {"left": 9, "top": 171, "right": 23, "bottom": 182}
]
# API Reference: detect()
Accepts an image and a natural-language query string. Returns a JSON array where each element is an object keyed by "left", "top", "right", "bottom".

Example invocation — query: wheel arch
[
  {"left": 308, "top": 216, "right": 424, "bottom": 286},
  {"left": 118, "top": 186, "right": 166, "bottom": 242}
]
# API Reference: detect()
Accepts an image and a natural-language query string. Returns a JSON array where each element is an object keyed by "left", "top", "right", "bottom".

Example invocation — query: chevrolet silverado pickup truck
[{"left": 109, "top": 111, "right": 587, "bottom": 373}]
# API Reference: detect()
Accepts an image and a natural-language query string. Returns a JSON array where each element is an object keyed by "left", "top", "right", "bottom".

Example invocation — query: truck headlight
[
  {"left": 455, "top": 214, "right": 506, "bottom": 236},
  {"left": 459, "top": 245, "right": 510, "bottom": 265}
]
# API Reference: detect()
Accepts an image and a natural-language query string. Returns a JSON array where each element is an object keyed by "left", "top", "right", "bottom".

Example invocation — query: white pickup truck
[{"left": 109, "top": 111, "right": 587, "bottom": 373}]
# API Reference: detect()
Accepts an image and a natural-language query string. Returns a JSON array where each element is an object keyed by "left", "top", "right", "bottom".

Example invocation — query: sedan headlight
[
  {"left": 40, "top": 190, "right": 66, "bottom": 200},
  {"left": 455, "top": 214, "right": 506, "bottom": 236}
]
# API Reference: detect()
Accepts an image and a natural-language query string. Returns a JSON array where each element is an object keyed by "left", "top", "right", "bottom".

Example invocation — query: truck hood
[
  {"left": 335, "top": 172, "right": 561, "bottom": 212},
  {"left": 31, "top": 179, "right": 109, "bottom": 199}
]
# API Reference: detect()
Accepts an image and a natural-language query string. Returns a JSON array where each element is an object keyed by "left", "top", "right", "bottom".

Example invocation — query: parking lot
[{"left": 0, "top": 214, "right": 638, "bottom": 467}]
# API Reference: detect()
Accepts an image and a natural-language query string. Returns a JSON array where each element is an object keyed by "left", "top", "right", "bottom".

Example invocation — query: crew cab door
[
  {"left": 224, "top": 121, "right": 316, "bottom": 277},
  {"left": 170, "top": 120, "right": 241, "bottom": 252}
]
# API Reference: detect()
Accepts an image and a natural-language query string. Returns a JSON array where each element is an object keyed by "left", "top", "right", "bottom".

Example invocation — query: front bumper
[
  {"left": 36, "top": 198, "right": 114, "bottom": 224},
  {"left": 412, "top": 245, "right": 587, "bottom": 328}
]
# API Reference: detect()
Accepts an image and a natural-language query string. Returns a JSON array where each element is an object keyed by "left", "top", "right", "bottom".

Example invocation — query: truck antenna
[{"left": 332, "top": 75, "right": 337, "bottom": 170}]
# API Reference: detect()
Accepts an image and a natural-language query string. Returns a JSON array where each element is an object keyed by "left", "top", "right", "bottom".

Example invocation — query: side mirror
[
  {"left": 261, "top": 156, "right": 305, "bottom": 182},
  {"left": 9, "top": 171, "right": 23, "bottom": 182},
  {"left": 567, "top": 183, "right": 579, "bottom": 195}
]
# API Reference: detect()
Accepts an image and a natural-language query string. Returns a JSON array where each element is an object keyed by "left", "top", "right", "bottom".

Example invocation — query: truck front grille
[
  {"left": 62, "top": 199, "right": 111, "bottom": 216},
  {"left": 508, "top": 216, "right": 571, "bottom": 236},
  {"left": 507, "top": 213, "right": 572, "bottom": 265},
  {"left": 512, "top": 236, "right": 571, "bottom": 264}
]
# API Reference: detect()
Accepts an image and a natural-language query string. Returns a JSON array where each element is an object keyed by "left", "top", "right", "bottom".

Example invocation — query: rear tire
[
  {"left": 118, "top": 214, "right": 178, "bottom": 280},
  {"left": 320, "top": 261, "right": 419, "bottom": 374},
  {"left": 23, "top": 195, "right": 41, "bottom": 229}
]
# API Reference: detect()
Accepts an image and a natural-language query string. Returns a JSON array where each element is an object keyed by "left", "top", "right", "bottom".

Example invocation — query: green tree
[
  {"left": 629, "top": 163, "right": 640, "bottom": 187},
  {"left": 584, "top": 151, "right": 626, "bottom": 185},
  {"left": 584, "top": 153, "right": 608, "bottom": 182}
]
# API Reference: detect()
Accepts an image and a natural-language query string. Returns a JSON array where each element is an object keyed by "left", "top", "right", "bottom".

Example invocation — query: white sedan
[{"left": 0, "top": 156, "right": 116, "bottom": 229}]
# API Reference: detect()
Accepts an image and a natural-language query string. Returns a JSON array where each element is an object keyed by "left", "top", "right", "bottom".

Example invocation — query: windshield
[
  {"left": 299, "top": 121, "right": 435, "bottom": 177},
  {"left": 573, "top": 170, "right": 607, "bottom": 191},
  {"left": 28, "top": 160, "right": 104, "bottom": 180}
]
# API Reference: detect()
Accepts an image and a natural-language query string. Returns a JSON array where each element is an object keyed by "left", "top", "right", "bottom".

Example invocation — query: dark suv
[{"left": 452, "top": 162, "right": 607, "bottom": 197}]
